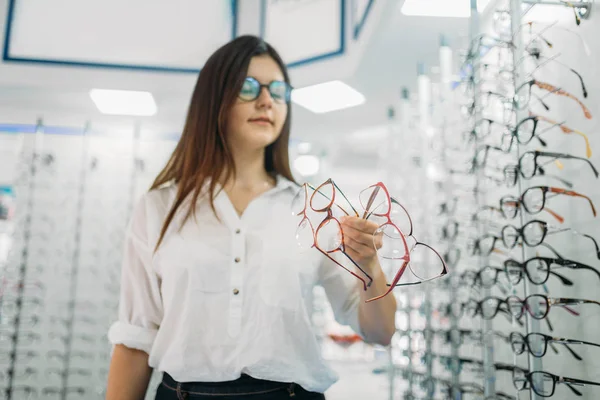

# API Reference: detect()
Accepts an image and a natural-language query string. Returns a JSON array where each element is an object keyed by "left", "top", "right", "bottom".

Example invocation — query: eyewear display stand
[
  {"left": 0, "top": 120, "right": 154, "bottom": 399},
  {"left": 522, "top": 0, "right": 593, "bottom": 18},
  {"left": 510, "top": 0, "right": 544, "bottom": 399},
  {"left": 58, "top": 124, "right": 89, "bottom": 400},
  {"left": 469, "top": 0, "right": 497, "bottom": 397},
  {"left": 439, "top": 35, "right": 462, "bottom": 400},
  {"left": 2, "top": 121, "right": 45, "bottom": 400}
]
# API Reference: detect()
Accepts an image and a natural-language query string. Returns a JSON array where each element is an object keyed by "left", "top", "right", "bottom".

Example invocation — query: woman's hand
[{"left": 340, "top": 216, "right": 382, "bottom": 272}]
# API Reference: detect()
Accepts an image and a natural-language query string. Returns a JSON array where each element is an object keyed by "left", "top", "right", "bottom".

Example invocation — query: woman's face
[{"left": 226, "top": 55, "right": 288, "bottom": 153}]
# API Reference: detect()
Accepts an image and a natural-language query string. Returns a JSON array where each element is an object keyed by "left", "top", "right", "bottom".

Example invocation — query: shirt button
[
  {"left": 233, "top": 288, "right": 240, "bottom": 295},
  {"left": 234, "top": 257, "right": 241, "bottom": 263},
  {"left": 235, "top": 229, "right": 241, "bottom": 234}
]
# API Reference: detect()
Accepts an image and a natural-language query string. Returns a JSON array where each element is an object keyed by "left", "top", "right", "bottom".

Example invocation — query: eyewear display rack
[
  {"left": 0, "top": 120, "right": 163, "bottom": 400},
  {"left": 385, "top": 0, "right": 597, "bottom": 398}
]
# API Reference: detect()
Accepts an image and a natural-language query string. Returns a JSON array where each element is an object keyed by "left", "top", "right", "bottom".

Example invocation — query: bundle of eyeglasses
[{"left": 291, "top": 179, "right": 449, "bottom": 302}]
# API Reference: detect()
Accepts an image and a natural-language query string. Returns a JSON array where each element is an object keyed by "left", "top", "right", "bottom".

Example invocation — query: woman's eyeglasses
[{"left": 239, "top": 76, "right": 292, "bottom": 104}]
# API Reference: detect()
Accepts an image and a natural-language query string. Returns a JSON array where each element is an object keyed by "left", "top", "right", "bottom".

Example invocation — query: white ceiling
[{"left": 0, "top": 0, "right": 471, "bottom": 148}]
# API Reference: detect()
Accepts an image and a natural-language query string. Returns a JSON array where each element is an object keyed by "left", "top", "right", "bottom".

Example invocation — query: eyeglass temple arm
[
  {"left": 315, "top": 247, "right": 370, "bottom": 291},
  {"left": 557, "top": 153, "right": 599, "bottom": 177},
  {"left": 538, "top": 170, "right": 575, "bottom": 188},
  {"left": 365, "top": 261, "right": 411, "bottom": 303},
  {"left": 549, "top": 187, "right": 597, "bottom": 216},
  {"left": 538, "top": 264, "right": 573, "bottom": 286},
  {"left": 536, "top": 80, "right": 592, "bottom": 119},
  {"left": 553, "top": 336, "right": 600, "bottom": 350},
  {"left": 332, "top": 181, "right": 360, "bottom": 217},
  {"left": 552, "top": 298, "right": 600, "bottom": 309},
  {"left": 559, "top": 125, "right": 592, "bottom": 158},
  {"left": 534, "top": 115, "right": 592, "bottom": 158},
  {"left": 558, "top": 379, "right": 584, "bottom": 396},
  {"left": 560, "top": 375, "right": 600, "bottom": 389},
  {"left": 551, "top": 228, "right": 600, "bottom": 260},
  {"left": 550, "top": 257, "right": 600, "bottom": 281}
]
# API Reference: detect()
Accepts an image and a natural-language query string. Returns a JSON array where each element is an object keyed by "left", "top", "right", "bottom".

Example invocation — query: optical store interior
[{"left": 1, "top": 0, "right": 599, "bottom": 399}]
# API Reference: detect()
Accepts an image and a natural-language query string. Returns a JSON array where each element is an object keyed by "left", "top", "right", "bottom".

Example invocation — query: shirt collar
[{"left": 160, "top": 174, "right": 298, "bottom": 195}]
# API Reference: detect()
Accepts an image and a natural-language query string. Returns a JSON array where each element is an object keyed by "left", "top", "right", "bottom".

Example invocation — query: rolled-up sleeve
[
  {"left": 108, "top": 196, "right": 163, "bottom": 354},
  {"left": 317, "top": 256, "right": 364, "bottom": 339}
]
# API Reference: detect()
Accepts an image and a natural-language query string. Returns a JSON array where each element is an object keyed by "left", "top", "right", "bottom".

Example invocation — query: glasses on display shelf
[
  {"left": 503, "top": 150, "right": 599, "bottom": 188},
  {"left": 46, "top": 367, "right": 92, "bottom": 379},
  {"left": 500, "top": 114, "right": 592, "bottom": 158},
  {"left": 516, "top": 51, "right": 588, "bottom": 98},
  {"left": 471, "top": 144, "right": 509, "bottom": 172},
  {"left": 437, "top": 220, "right": 459, "bottom": 242},
  {"left": 499, "top": 220, "right": 600, "bottom": 259},
  {"left": 440, "top": 381, "right": 516, "bottom": 400},
  {"left": 505, "top": 254, "right": 600, "bottom": 285},
  {"left": 41, "top": 387, "right": 87, "bottom": 397},
  {"left": 510, "top": 332, "right": 600, "bottom": 361},
  {"left": 462, "top": 297, "right": 524, "bottom": 325},
  {"left": 292, "top": 181, "right": 373, "bottom": 291},
  {"left": 513, "top": 369, "right": 600, "bottom": 398},
  {"left": 499, "top": 185, "right": 596, "bottom": 223},
  {"left": 0, "top": 329, "right": 42, "bottom": 344},
  {"left": 0, "top": 367, "right": 38, "bottom": 380},
  {"left": 47, "top": 349, "right": 96, "bottom": 361},
  {"left": 359, "top": 182, "right": 448, "bottom": 302},
  {"left": 0, "top": 386, "right": 37, "bottom": 400},
  {"left": 0, "top": 278, "right": 46, "bottom": 295},
  {"left": 468, "top": 266, "right": 515, "bottom": 291},
  {"left": 468, "top": 234, "right": 507, "bottom": 257},
  {"left": 479, "top": 47, "right": 589, "bottom": 100},
  {"left": 461, "top": 90, "right": 550, "bottom": 123},
  {"left": 437, "top": 197, "right": 458, "bottom": 216},
  {"left": 523, "top": 20, "right": 592, "bottom": 56},
  {"left": 463, "top": 118, "right": 508, "bottom": 143},
  {"left": 0, "top": 297, "right": 43, "bottom": 318},
  {"left": 503, "top": 257, "right": 575, "bottom": 287},
  {"left": 507, "top": 294, "right": 600, "bottom": 320},
  {"left": 514, "top": 79, "right": 592, "bottom": 119},
  {"left": 0, "top": 314, "right": 41, "bottom": 329},
  {"left": 438, "top": 328, "right": 508, "bottom": 347}
]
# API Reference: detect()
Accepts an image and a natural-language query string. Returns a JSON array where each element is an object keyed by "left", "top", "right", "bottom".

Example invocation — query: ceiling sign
[
  {"left": 262, "top": 0, "right": 345, "bottom": 67},
  {"left": 3, "top": 0, "right": 237, "bottom": 72}
]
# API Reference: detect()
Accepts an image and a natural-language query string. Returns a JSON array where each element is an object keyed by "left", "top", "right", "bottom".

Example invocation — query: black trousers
[{"left": 155, "top": 372, "right": 326, "bottom": 400}]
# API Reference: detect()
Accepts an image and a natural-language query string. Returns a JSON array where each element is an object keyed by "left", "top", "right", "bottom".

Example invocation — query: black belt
[{"left": 161, "top": 372, "right": 298, "bottom": 398}]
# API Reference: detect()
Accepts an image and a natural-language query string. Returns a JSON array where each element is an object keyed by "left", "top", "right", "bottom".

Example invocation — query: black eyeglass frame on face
[{"left": 238, "top": 76, "right": 293, "bottom": 104}]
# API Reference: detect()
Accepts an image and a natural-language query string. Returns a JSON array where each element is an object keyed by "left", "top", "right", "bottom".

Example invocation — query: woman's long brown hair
[{"left": 150, "top": 35, "right": 295, "bottom": 252}]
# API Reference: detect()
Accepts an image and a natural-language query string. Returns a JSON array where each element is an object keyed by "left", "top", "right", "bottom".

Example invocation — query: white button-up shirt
[{"left": 108, "top": 176, "right": 364, "bottom": 393}]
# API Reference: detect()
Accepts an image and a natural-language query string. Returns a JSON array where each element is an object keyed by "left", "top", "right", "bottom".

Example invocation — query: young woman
[{"left": 105, "top": 35, "right": 396, "bottom": 400}]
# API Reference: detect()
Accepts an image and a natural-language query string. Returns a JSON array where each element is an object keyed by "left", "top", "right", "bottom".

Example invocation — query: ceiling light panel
[
  {"left": 291, "top": 81, "right": 365, "bottom": 114},
  {"left": 90, "top": 89, "right": 157, "bottom": 116}
]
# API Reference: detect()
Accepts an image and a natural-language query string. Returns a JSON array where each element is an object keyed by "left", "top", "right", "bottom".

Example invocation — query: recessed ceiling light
[
  {"left": 401, "top": 0, "right": 491, "bottom": 17},
  {"left": 90, "top": 89, "right": 157, "bottom": 116},
  {"left": 291, "top": 81, "right": 365, "bottom": 114}
]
